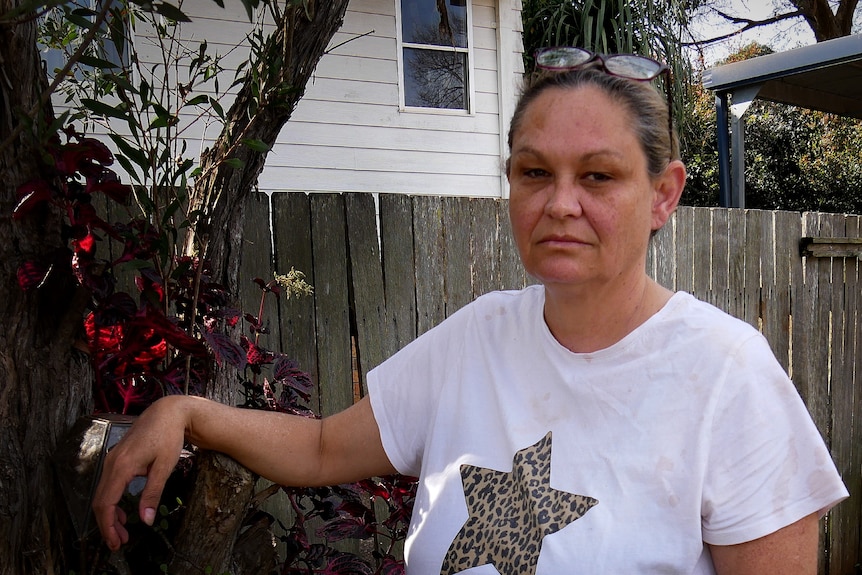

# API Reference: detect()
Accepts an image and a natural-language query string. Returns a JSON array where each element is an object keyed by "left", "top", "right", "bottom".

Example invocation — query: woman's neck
[{"left": 542, "top": 275, "right": 673, "bottom": 354}]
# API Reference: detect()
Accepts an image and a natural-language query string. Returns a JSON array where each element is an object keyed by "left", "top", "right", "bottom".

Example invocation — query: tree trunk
[
  {"left": 0, "top": 2, "right": 94, "bottom": 574},
  {"left": 792, "top": 0, "right": 859, "bottom": 40},
  {"left": 0, "top": 0, "right": 349, "bottom": 572},
  {"left": 167, "top": 2, "right": 350, "bottom": 573}
]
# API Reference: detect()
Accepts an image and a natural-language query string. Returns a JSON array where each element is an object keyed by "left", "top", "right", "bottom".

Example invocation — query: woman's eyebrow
[{"left": 511, "top": 145, "right": 626, "bottom": 162}]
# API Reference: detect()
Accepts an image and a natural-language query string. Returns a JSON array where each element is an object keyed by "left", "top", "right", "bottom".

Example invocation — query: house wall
[
  {"left": 257, "top": 0, "right": 524, "bottom": 198},
  {"left": 53, "top": 0, "right": 524, "bottom": 198}
]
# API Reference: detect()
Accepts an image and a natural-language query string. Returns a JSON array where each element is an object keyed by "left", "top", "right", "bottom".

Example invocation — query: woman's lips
[{"left": 540, "top": 234, "right": 589, "bottom": 246}]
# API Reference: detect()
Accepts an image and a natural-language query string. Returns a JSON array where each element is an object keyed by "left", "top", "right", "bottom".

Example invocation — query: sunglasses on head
[{"left": 534, "top": 47, "right": 674, "bottom": 161}]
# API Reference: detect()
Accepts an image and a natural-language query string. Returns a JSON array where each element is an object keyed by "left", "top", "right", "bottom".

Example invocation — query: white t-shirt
[{"left": 368, "top": 286, "right": 848, "bottom": 575}]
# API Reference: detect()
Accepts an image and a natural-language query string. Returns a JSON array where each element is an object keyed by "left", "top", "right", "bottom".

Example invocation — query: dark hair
[{"left": 506, "top": 68, "right": 679, "bottom": 178}]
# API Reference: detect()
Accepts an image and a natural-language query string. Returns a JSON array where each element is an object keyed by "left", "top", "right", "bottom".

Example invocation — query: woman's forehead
[{"left": 513, "top": 86, "right": 635, "bottom": 143}]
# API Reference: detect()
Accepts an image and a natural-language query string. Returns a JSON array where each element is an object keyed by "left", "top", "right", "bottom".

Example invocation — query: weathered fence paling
[{"left": 242, "top": 192, "right": 861, "bottom": 574}]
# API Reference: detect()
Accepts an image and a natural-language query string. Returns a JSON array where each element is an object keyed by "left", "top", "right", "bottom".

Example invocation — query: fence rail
[{"left": 241, "top": 192, "right": 861, "bottom": 574}]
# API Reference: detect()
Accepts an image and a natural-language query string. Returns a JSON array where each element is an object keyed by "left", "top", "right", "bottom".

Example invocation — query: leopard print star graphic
[{"left": 440, "top": 432, "right": 598, "bottom": 575}]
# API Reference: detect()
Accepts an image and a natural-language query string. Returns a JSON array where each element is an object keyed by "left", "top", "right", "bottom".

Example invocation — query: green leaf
[
  {"left": 115, "top": 154, "right": 142, "bottom": 184},
  {"left": 184, "top": 94, "right": 209, "bottom": 107},
  {"left": 109, "top": 134, "right": 149, "bottom": 171},
  {"left": 139, "top": 80, "right": 151, "bottom": 105},
  {"left": 238, "top": 0, "right": 258, "bottom": 21},
  {"left": 241, "top": 138, "right": 270, "bottom": 153},
  {"left": 154, "top": 1, "right": 192, "bottom": 22},
  {"left": 105, "top": 73, "right": 138, "bottom": 95},
  {"left": 148, "top": 114, "right": 178, "bottom": 129},
  {"left": 82, "top": 98, "right": 129, "bottom": 121},
  {"left": 78, "top": 54, "right": 120, "bottom": 69},
  {"left": 209, "top": 97, "right": 225, "bottom": 120},
  {"left": 223, "top": 158, "right": 245, "bottom": 169},
  {"left": 162, "top": 200, "right": 183, "bottom": 225},
  {"left": 65, "top": 12, "right": 95, "bottom": 30},
  {"left": 134, "top": 187, "right": 156, "bottom": 213},
  {"left": 151, "top": 102, "right": 172, "bottom": 117}
]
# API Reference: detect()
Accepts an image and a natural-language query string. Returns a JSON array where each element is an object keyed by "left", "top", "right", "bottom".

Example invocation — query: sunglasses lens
[
  {"left": 604, "top": 55, "right": 663, "bottom": 80},
  {"left": 536, "top": 47, "right": 593, "bottom": 70}
]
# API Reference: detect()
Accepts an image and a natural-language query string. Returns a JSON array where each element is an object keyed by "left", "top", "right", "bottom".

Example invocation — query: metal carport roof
[{"left": 702, "top": 33, "right": 862, "bottom": 208}]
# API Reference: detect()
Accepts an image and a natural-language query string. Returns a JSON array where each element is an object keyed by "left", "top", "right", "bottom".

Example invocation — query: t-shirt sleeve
[
  {"left": 701, "top": 333, "right": 848, "bottom": 545},
  {"left": 367, "top": 305, "right": 471, "bottom": 477}
]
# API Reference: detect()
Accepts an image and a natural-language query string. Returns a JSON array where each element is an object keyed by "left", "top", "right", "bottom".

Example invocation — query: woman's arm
[
  {"left": 92, "top": 394, "right": 395, "bottom": 551},
  {"left": 709, "top": 512, "right": 820, "bottom": 575}
]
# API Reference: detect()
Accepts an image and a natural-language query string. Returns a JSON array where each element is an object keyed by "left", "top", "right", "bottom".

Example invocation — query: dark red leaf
[
  {"left": 73, "top": 233, "right": 97, "bottom": 255},
  {"left": 73, "top": 202, "right": 113, "bottom": 233},
  {"left": 317, "top": 515, "right": 374, "bottom": 542},
  {"left": 57, "top": 137, "right": 114, "bottom": 177},
  {"left": 243, "top": 312, "right": 262, "bottom": 332},
  {"left": 274, "top": 357, "right": 313, "bottom": 393},
  {"left": 12, "top": 181, "right": 54, "bottom": 220},
  {"left": 246, "top": 340, "right": 275, "bottom": 366},
  {"left": 137, "top": 309, "right": 207, "bottom": 355},
  {"left": 203, "top": 330, "right": 247, "bottom": 370},
  {"left": 85, "top": 312, "right": 124, "bottom": 354},
  {"left": 87, "top": 173, "right": 132, "bottom": 204},
  {"left": 320, "top": 552, "right": 373, "bottom": 575},
  {"left": 377, "top": 557, "right": 405, "bottom": 575},
  {"left": 92, "top": 292, "right": 138, "bottom": 325},
  {"left": 113, "top": 376, "right": 164, "bottom": 414},
  {"left": 17, "top": 261, "right": 51, "bottom": 290}
]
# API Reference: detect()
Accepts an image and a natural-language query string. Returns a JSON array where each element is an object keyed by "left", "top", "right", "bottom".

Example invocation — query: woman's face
[{"left": 507, "top": 85, "right": 676, "bottom": 292}]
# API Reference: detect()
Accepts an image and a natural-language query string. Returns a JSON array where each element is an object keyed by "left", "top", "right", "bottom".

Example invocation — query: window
[{"left": 399, "top": 0, "right": 471, "bottom": 111}]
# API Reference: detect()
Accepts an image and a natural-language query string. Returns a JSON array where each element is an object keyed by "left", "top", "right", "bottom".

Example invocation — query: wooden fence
[{"left": 239, "top": 191, "right": 862, "bottom": 574}]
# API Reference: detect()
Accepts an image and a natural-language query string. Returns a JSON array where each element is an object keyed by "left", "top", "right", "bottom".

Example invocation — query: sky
[{"left": 685, "top": 0, "right": 818, "bottom": 67}]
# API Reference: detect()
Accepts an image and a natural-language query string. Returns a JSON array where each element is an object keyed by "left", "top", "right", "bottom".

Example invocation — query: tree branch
[{"left": 682, "top": 10, "right": 806, "bottom": 48}]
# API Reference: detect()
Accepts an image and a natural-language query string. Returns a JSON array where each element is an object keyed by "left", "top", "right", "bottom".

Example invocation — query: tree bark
[
  {"left": 0, "top": 0, "right": 348, "bottom": 573},
  {"left": 0, "top": 2, "right": 94, "bottom": 574},
  {"left": 790, "top": 0, "right": 858, "bottom": 40},
  {"left": 167, "top": 2, "right": 350, "bottom": 573}
]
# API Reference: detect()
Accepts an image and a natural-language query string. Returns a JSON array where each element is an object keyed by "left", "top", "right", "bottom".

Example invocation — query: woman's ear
[{"left": 651, "top": 160, "right": 687, "bottom": 231}]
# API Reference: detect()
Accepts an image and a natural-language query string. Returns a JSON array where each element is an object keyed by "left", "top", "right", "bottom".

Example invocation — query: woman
[{"left": 94, "top": 50, "right": 847, "bottom": 574}]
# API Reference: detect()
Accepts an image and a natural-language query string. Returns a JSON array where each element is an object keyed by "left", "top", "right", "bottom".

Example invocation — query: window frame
[{"left": 395, "top": 0, "right": 476, "bottom": 115}]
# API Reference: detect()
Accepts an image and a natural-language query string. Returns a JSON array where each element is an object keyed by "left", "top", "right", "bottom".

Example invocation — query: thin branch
[
  {"left": 682, "top": 10, "right": 806, "bottom": 48},
  {"left": 325, "top": 29, "right": 375, "bottom": 54},
  {"left": 0, "top": 0, "right": 113, "bottom": 156}
]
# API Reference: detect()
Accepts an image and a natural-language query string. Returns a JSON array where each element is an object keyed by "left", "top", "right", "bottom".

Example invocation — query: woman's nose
[{"left": 544, "top": 179, "right": 583, "bottom": 218}]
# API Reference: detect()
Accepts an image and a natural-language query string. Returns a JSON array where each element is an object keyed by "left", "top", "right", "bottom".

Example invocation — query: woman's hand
[
  {"left": 91, "top": 394, "right": 396, "bottom": 550},
  {"left": 92, "top": 395, "right": 189, "bottom": 551}
]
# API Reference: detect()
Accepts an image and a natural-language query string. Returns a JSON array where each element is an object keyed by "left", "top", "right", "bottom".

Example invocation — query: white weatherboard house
[
  {"left": 178, "top": 0, "right": 525, "bottom": 199},
  {"left": 46, "top": 1, "right": 524, "bottom": 198}
]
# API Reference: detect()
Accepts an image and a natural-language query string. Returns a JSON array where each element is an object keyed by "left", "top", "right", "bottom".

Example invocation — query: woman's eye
[
  {"left": 585, "top": 172, "right": 612, "bottom": 182},
  {"left": 524, "top": 168, "right": 550, "bottom": 178}
]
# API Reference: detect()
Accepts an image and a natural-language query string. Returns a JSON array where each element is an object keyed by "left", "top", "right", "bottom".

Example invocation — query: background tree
[
  {"left": 0, "top": 1, "right": 350, "bottom": 573},
  {"left": 518, "top": 0, "right": 861, "bottom": 212},
  {"left": 519, "top": 0, "right": 696, "bottom": 159},
  {"left": 521, "top": 0, "right": 692, "bottom": 74},
  {"left": 686, "top": 0, "right": 859, "bottom": 47},
  {"left": 681, "top": 42, "right": 862, "bottom": 211}
]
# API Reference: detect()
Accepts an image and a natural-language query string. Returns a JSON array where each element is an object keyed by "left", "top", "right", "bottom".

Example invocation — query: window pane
[
  {"left": 403, "top": 47, "right": 467, "bottom": 109},
  {"left": 401, "top": 0, "right": 467, "bottom": 48}
]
